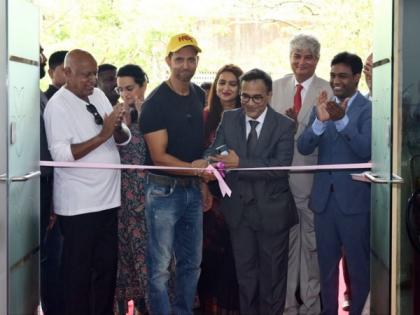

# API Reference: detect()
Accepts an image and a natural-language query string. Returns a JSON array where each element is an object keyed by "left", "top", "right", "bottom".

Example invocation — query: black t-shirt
[
  {"left": 44, "top": 84, "right": 59, "bottom": 100},
  {"left": 139, "top": 82, "right": 205, "bottom": 176}
]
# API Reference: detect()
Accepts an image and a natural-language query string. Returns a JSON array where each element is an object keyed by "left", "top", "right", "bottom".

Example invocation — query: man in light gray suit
[
  {"left": 271, "top": 34, "right": 333, "bottom": 315},
  {"left": 208, "top": 69, "right": 297, "bottom": 314}
]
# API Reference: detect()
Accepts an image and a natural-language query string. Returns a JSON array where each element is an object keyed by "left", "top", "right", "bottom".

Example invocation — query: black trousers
[
  {"left": 230, "top": 221, "right": 289, "bottom": 315},
  {"left": 58, "top": 207, "right": 118, "bottom": 315},
  {"left": 40, "top": 175, "right": 63, "bottom": 315}
]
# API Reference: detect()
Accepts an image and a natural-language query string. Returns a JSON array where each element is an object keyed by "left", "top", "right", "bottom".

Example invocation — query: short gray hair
[{"left": 290, "top": 34, "right": 321, "bottom": 59}]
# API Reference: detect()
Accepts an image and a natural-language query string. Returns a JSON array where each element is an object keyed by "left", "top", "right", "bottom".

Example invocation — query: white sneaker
[{"left": 342, "top": 298, "right": 351, "bottom": 312}]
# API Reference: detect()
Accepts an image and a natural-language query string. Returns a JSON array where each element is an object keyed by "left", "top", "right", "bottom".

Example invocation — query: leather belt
[{"left": 146, "top": 172, "right": 200, "bottom": 188}]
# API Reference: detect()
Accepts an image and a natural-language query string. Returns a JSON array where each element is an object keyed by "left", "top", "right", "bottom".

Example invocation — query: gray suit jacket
[
  {"left": 271, "top": 74, "right": 333, "bottom": 199},
  {"left": 207, "top": 106, "right": 298, "bottom": 234}
]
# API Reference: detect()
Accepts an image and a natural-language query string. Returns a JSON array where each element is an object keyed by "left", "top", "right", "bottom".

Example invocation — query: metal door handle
[
  {"left": 0, "top": 173, "right": 6, "bottom": 182},
  {"left": 363, "top": 171, "right": 404, "bottom": 184},
  {"left": 11, "top": 170, "right": 41, "bottom": 182}
]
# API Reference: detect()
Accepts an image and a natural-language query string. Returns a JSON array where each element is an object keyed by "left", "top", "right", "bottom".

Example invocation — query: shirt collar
[
  {"left": 294, "top": 74, "right": 315, "bottom": 90},
  {"left": 63, "top": 86, "right": 92, "bottom": 105},
  {"left": 334, "top": 91, "right": 359, "bottom": 109},
  {"left": 245, "top": 106, "right": 268, "bottom": 125}
]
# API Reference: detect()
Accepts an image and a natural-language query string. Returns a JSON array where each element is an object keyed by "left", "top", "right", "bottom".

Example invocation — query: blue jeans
[{"left": 145, "top": 175, "right": 203, "bottom": 315}]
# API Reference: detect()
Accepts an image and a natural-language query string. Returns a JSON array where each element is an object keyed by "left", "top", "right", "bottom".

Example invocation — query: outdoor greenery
[{"left": 35, "top": 0, "right": 373, "bottom": 92}]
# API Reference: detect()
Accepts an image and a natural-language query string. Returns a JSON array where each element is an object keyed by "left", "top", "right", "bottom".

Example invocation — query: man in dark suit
[
  {"left": 208, "top": 68, "right": 297, "bottom": 315},
  {"left": 298, "top": 52, "right": 371, "bottom": 315}
]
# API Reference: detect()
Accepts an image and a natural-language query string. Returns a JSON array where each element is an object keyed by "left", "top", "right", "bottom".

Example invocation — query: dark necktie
[
  {"left": 293, "top": 84, "right": 303, "bottom": 114},
  {"left": 247, "top": 120, "right": 259, "bottom": 157}
]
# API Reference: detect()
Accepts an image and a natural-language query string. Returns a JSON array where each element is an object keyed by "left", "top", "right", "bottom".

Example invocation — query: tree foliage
[{"left": 36, "top": 0, "right": 372, "bottom": 91}]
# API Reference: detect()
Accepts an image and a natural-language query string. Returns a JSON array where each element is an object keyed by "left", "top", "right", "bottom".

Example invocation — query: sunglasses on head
[{"left": 86, "top": 103, "right": 103, "bottom": 125}]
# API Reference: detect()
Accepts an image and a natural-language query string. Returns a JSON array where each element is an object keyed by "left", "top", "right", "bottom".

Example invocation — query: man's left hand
[
  {"left": 211, "top": 149, "right": 239, "bottom": 169},
  {"left": 326, "top": 98, "right": 349, "bottom": 121},
  {"left": 192, "top": 159, "right": 215, "bottom": 182}
]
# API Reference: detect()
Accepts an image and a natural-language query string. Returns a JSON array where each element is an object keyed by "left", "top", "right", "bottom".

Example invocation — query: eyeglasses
[
  {"left": 86, "top": 103, "right": 103, "bottom": 125},
  {"left": 114, "top": 85, "right": 137, "bottom": 95},
  {"left": 240, "top": 93, "right": 265, "bottom": 104}
]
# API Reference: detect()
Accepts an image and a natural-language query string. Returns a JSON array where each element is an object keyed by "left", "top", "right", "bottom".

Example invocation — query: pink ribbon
[
  {"left": 205, "top": 164, "right": 232, "bottom": 197},
  {"left": 214, "top": 162, "right": 226, "bottom": 177},
  {"left": 39, "top": 161, "right": 372, "bottom": 199},
  {"left": 39, "top": 161, "right": 372, "bottom": 172},
  {"left": 40, "top": 160, "right": 233, "bottom": 197}
]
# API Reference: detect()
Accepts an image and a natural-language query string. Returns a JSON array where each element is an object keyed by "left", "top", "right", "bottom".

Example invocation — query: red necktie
[{"left": 293, "top": 84, "right": 303, "bottom": 114}]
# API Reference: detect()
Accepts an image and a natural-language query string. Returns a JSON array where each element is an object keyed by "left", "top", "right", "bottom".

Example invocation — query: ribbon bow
[{"left": 205, "top": 164, "right": 232, "bottom": 197}]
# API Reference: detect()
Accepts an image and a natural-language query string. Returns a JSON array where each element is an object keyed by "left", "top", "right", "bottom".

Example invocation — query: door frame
[{"left": 0, "top": 0, "right": 9, "bottom": 313}]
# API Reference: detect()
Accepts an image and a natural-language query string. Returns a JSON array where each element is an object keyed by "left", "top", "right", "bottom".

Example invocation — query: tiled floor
[{"left": 37, "top": 260, "right": 351, "bottom": 315}]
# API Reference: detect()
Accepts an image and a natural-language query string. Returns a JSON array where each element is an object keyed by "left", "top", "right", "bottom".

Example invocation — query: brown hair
[{"left": 204, "top": 64, "right": 243, "bottom": 140}]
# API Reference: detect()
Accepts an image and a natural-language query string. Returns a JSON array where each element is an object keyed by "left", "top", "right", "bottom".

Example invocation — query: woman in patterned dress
[
  {"left": 114, "top": 64, "right": 149, "bottom": 315},
  {"left": 198, "top": 64, "right": 243, "bottom": 315}
]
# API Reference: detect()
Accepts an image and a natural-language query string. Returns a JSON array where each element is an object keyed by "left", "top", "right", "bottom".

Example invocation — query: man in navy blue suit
[{"left": 298, "top": 52, "right": 371, "bottom": 315}]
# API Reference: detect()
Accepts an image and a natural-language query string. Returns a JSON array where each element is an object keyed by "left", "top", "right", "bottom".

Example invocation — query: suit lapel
[
  {"left": 298, "top": 76, "right": 322, "bottom": 125},
  {"left": 284, "top": 77, "right": 295, "bottom": 112},
  {"left": 254, "top": 106, "right": 276, "bottom": 155},
  {"left": 236, "top": 109, "right": 247, "bottom": 157},
  {"left": 328, "top": 92, "right": 366, "bottom": 141},
  {"left": 346, "top": 92, "right": 365, "bottom": 117}
]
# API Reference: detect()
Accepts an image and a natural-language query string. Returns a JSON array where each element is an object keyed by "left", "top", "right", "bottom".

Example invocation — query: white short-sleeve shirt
[{"left": 44, "top": 87, "right": 123, "bottom": 216}]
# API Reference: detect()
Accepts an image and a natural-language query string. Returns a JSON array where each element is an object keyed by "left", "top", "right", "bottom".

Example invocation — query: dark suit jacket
[
  {"left": 207, "top": 106, "right": 298, "bottom": 234},
  {"left": 297, "top": 92, "right": 371, "bottom": 214}
]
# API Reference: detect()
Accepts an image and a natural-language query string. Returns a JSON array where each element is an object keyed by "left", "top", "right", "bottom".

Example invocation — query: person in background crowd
[
  {"left": 44, "top": 50, "right": 68, "bottom": 99},
  {"left": 98, "top": 63, "right": 119, "bottom": 106},
  {"left": 207, "top": 68, "right": 297, "bottom": 315},
  {"left": 40, "top": 45, "right": 59, "bottom": 315},
  {"left": 139, "top": 33, "right": 211, "bottom": 315},
  {"left": 340, "top": 52, "right": 374, "bottom": 313},
  {"left": 200, "top": 81, "right": 212, "bottom": 107},
  {"left": 271, "top": 34, "right": 332, "bottom": 315},
  {"left": 298, "top": 52, "right": 371, "bottom": 315},
  {"left": 40, "top": 48, "right": 68, "bottom": 315},
  {"left": 44, "top": 49, "right": 130, "bottom": 315},
  {"left": 113, "top": 64, "right": 149, "bottom": 315},
  {"left": 364, "top": 53, "right": 373, "bottom": 99},
  {"left": 198, "top": 64, "right": 242, "bottom": 315}
]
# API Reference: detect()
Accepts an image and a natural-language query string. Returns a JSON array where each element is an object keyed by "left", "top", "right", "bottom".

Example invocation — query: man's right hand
[
  {"left": 192, "top": 159, "right": 216, "bottom": 182},
  {"left": 99, "top": 104, "right": 125, "bottom": 140},
  {"left": 285, "top": 107, "right": 298, "bottom": 122},
  {"left": 316, "top": 90, "right": 331, "bottom": 122}
]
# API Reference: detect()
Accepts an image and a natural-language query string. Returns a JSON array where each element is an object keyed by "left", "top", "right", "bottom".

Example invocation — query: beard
[{"left": 176, "top": 70, "right": 195, "bottom": 82}]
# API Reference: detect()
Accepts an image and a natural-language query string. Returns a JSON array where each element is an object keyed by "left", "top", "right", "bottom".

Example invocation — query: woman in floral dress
[
  {"left": 114, "top": 64, "right": 149, "bottom": 315},
  {"left": 198, "top": 64, "right": 243, "bottom": 315}
]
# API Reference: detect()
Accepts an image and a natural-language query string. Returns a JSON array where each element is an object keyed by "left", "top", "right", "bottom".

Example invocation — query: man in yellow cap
[{"left": 140, "top": 33, "right": 209, "bottom": 315}]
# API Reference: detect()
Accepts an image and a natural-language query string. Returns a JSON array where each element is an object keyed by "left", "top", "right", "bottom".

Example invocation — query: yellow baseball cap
[{"left": 166, "top": 33, "right": 202, "bottom": 56}]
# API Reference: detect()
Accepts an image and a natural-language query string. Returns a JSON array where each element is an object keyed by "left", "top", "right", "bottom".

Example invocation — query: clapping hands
[{"left": 316, "top": 90, "right": 349, "bottom": 122}]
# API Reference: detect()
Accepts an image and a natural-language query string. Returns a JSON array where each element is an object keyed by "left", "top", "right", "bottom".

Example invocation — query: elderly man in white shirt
[{"left": 44, "top": 49, "right": 130, "bottom": 315}]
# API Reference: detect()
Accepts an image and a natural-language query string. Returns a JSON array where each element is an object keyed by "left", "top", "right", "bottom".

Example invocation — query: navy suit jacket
[
  {"left": 297, "top": 92, "right": 371, "bottom": 214},
  {"left": 207, "top": 106, "right": 298, "bottom": 234}
]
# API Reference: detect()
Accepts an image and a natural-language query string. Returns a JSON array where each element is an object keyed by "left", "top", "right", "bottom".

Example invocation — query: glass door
[
  {"left": 0, "top": 1, "right": 8, "bottom": 314},
  {"left": 1, "top": 0, "right": 41, "bottom": 313},
  {"left": 397, "top": 0, "right": 420, "bottom": 314},
  {"left": 370, "top": 0, "right": 394, "bottom": 314}
]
